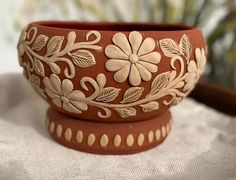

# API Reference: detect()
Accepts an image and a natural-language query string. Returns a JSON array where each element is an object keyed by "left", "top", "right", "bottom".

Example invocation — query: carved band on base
[{"left": 46, "top": 108, "right": 172, "bottom": 154}]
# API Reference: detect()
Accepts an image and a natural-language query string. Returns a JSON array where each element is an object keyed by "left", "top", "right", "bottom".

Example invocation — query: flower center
[
  {"left": 61, "top": 96, "right": 69, "bottom": 104},
  {"left": 129, "top": 54, "right": 139, "bottom": 64}
]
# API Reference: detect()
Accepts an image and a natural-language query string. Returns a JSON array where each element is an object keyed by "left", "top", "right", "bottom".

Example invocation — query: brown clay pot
[{"left": 17, "top": 21, "right": 206, "bottom": 154}]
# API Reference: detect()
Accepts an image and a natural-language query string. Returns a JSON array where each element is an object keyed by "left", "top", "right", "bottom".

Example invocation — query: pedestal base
[{"left": 46, "top": 108, "right": 172, "bottom": 155}]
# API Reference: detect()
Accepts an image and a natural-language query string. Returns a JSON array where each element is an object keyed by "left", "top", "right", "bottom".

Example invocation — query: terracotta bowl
[{"left": 17, "top": 21, "right": 207, "bottom": 154}]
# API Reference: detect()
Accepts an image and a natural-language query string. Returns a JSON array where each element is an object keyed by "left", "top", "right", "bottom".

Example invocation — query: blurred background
[{"left": 0, "top": 0, "right": 236, "bottom": 91}]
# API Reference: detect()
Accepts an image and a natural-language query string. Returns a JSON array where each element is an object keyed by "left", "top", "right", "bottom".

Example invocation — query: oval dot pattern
[
  {"left": 114, "top": 134, "right": 121, "bottom": 147},
  {"left": 137, "top": 133, "right": 145, "bottom": 146},
  {"left": 161, "top": 125, "right": 166, "bottom": 138},
  {"left": 56, "top": 124, "right": 62, "bottom": 137},
  {"left": 76, "top": 130, "right": 83, "bottom": 143},
  {"left": 87, "top": 133, "right": 96, "bottom": 146},
  {"left": 148, "top": 130, "right": 154, "bottom": 143},
  {"left": 126, "top": 134, "right": 134, "bottom": 147},
  {"left": 65, "top": 128, "right": 72, "bottom": 142},
  {"left": 100, "top": 134, "right": 109, "bottom": 147},
  {"left": 49, "top": 122, "right": 55, "bottom": 133},
  {"left": 47, "top": 119, "right": 171, "bottom": 149}
]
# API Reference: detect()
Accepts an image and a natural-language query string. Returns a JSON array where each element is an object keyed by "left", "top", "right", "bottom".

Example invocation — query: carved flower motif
[
  {"left": 17, "top": 26, "right": 27, "bottom": 66},
  {"left": 29, "top": 74, "right": 47, "bottom": 99},
  {"left": 30, "top": 74, "right": 40, "bottom": 87},
  {"left": 105, "top": 31, "right": 161, "bottom": 86},
  {"left": 184, "top": 48, "right": 206, "bottom": 91},
  {"left": 43, "top": 74, "right": 88, "bottom": 114}
]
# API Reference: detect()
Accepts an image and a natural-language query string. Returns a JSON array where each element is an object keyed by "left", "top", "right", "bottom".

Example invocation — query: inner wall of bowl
[{"left": 34, "top": 22, "right": 195, "bottom": 31}]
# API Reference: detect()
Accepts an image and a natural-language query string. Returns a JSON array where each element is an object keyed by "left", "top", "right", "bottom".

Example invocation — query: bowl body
[{"left": 18, "top": 21, "right": 207, "bottom": 122}]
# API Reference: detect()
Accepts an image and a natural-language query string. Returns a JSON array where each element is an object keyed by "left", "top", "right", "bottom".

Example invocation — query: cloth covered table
[{"left": 0, "top": 74, "right": 236, "bottom": 180}]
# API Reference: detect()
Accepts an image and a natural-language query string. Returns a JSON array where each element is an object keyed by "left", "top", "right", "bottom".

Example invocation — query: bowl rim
[{"left": 29, "top": 21, "right": 200, "bottom": 33}]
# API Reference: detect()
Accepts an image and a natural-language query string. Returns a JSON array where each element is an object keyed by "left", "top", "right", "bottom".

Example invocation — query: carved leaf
[
  {"left": 34, "top": 59, "right": 45, "bottom": 77},
  {"left": 140, "top": 101, "right": 159, "bottom": 112},
  {"left": 71, "top": 50, "right": 96, "bottom": 68},
  {"left": 48, "top": 62, "right": 61, "bottom": 74},
  {"left": 150, "top": 72, "right": 170, "bottom": 95},
  {"left": 115, "top": 108, "right": 136, "bottom": 118},
  {"left": 96, "top": 73, "right": 106, "bottom": 88},
  {"left": 32, "top": 35, "right": 49, "bottom": 51},
  {"left": 179, "top": 34, "right": 192, "bottom": 61},
  {"left": 96, "top": 87, "right": 121, "bottom": 102},
  {"left": 159, "top": 38, "right": 180, "bottom": 57},
  {"left": 175, "top": 81, "right": 185, "bottom": 88},
  {"left": 46, "top": 36, "right": 64, "bottom": 56},
  {"left": 121, "top": 87, "right": 144, "bottom": 103}
]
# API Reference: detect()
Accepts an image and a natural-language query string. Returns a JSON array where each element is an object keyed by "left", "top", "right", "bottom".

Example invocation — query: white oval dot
[
  {"left": 155, "top": 129, "right": 161, "bottom": 141},
  {"left": 49, "top": 122, "right": 55, "bottom": 133},
  {"left": 76, "top": 130, "right": 83, "bottom": 143},
  {"left": 162, "top": 126, "right": 166, "bottom": 138},
  {"left": 65, "top": 128, "right": 72, "bottom": 142},
  {"left": 148, "top": 130, "right": 154, "bottom": 143},
  {"left": 56, "top": 124, "right": 62, "bottom": 137},
  {"left": 87, "top": 133, "right": 96, "bottom": 146},
  {"left": 100, "top": 134, "right": 109, "bottom": 147},
  {"left": 114, "top": 134, "right": 121, "bottom": 147},
  {"left": 126, "top": 134, "right": 134, "bottom": 147},
  {"left": 137, "top": 133, "right": 144, "bottom": 146}
]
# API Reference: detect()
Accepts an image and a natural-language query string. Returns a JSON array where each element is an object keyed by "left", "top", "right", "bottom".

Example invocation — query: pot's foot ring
[{"left": 46, "top": 108, "right": 172, "bottom": 155}]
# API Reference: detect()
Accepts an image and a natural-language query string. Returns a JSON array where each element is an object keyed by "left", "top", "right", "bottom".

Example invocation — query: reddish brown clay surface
[
  {"left": 18, "top": 21, "right": 207, "bottom": 154},
  {"left": 18, "top": 21, "right": 207, "bottom": 123},
  {"left": 47, "top": 108, "right": 172, "bottom": 155}
]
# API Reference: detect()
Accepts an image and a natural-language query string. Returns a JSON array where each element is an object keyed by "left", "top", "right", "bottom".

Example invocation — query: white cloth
[{"left": 0, "top": 73, "right": 236, "bottom": 180}]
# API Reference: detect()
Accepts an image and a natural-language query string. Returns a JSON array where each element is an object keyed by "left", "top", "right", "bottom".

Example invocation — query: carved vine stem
[
  {"left": 23, "top": 60, "right": 47, "bottom": 99},
  {"left": 82, "top": 55, "right": 187, "bottom": 109},
  {"left": 23, "top": 27, "right": 102, "bottom": 78}
]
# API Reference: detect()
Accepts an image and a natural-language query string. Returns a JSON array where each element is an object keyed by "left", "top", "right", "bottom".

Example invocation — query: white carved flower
[
  {"left": 30, "top": 74, "right": 47, "bottom": 99},
  {"left": 30, "top": 74, "right": 40, "bottom": 88},
  {"left": 17, "top": 26, "right": 27, "bottom": 66},
  {"left": 184, "top": 48, "right": 206, "bottom": 91},
  {"left": 105, "top": 31, "right": 161, "bottom": 86},
  {"left": 43, "top": 74, "right": 88, "bottom": 114}
]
